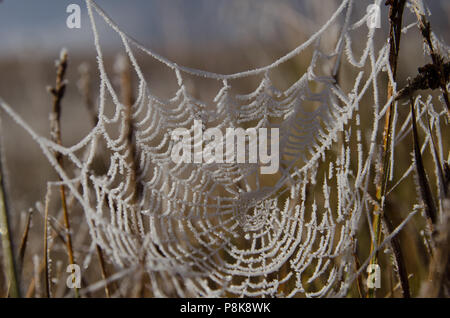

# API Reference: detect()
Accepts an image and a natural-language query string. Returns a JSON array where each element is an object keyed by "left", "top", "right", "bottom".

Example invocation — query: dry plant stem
[
  {"left": 18, "top": 209, "right": 33, "bottom": 268},
  {"left": 64, "top": 171, "right": 112, "bottom": 297},
  {"left": 0, "top": 140, "right": 21, "bottom": 298},
  {"left": 43, "top": 188, "right": 51, "bottom": 298},
  {"left": 385, "top": 274, "right": 413, "bottom": 298},
  {"left": 41, "top": 186, "right": 74, "bottom": 297},
  {"left": 368, "top": 0, "right": 409, "bottom": 298},
  {"left": 411, "top": 1, "right": 450, "bottom": 119},
  {"left": 29, "top": 206, "right": 94, "bottom": 298},
  {"left": 78, "top": 63, "right": 99, "bottom": 126},
  {"left": 419, "top": 196, "right": 450, "bottom": 297},
  {"left": 24, "top": 162, "right": 111, "bottom": 297},
  {"left": 410, "top": 98, "right": 437, "bottom": 226},
  {"left": 96, "top": 244, "right": 110, "bottom": 297},
  {"left": 411, "top": 97, "right": 449, "bottom": 296},
  {"left": 26, "top": 221, "right": 71, "bottom": 298},
  {"left": 351, "top": 239, "right": 364, "bottom": 297},
  {"left": 424, "top": 114, "right": 447, "bottom": 205},
  {"left": 27, "top": 219, "right": 63, "bottom": 297},
  {"left": 48, "top": 50, "right": 78, "bottom": 298},
  {"left": 383, "top": 211, "right": 410, "bottom": 297}
]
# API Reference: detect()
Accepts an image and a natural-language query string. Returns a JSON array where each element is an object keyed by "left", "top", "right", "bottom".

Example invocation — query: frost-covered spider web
[{"left": 1, "top": 0, "right": 449, "bottom": 297}]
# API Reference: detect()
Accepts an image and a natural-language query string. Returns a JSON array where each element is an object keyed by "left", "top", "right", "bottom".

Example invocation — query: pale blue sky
[{"left": 0, "top": 0, "right": 448, "bottom": 57}]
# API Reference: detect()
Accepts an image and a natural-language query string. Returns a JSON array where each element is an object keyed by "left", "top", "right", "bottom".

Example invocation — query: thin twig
[
  {"left": 383, "top": 211, "right": 410, "bottom": 298},
  {"left": 48, "top": 49, "right": 78, "bottom": 298},
  {"left": 26, "top": 215, "right": 65, "bottom": 298},
  {"left": 78, "top": 63, "right": 99, "bottom": 126},
  {"left": 95, "top": 244, "right": 111, "bottom": 297},
  {"left": 18, "top": 208, "right": 33, "bottom": 269},
  {"left": 43, "top": 187, "right": 51, "bottom": 298},
  {"left": 410, "top": 97, "right": 437, "bottom": 226}
]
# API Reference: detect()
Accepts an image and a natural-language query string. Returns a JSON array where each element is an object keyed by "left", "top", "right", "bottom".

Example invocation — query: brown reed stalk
[
  {"left": 48, "top": 49, "right": 78, "bottom": 298},
  {"left": 368, "top": 0, "right": 410, "bottom": 298},
  {"left": 0, "top": 131, "right": 21, "bottom": 298}
]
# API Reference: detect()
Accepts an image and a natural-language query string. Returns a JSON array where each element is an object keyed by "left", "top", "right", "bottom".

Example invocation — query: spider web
[{"left": 1, "top": 0, "right": 448, "bottom": 297}]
